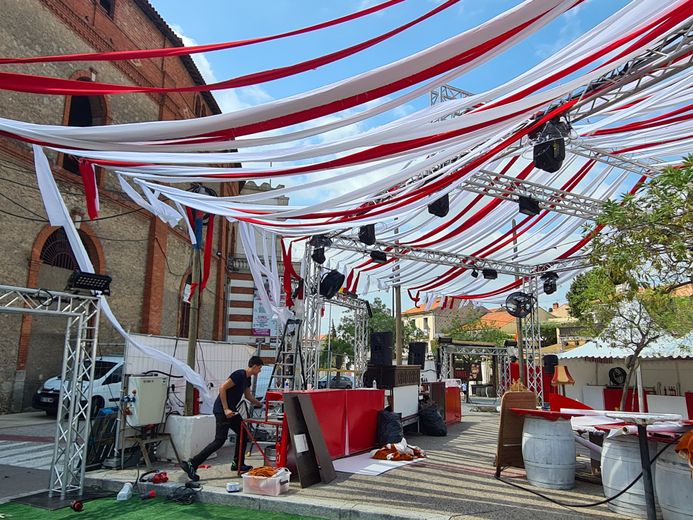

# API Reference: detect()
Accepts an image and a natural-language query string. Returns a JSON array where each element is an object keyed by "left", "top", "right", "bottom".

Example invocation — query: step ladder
[{"left": 268, "top": 318, "right": 304, "bottom": 391}]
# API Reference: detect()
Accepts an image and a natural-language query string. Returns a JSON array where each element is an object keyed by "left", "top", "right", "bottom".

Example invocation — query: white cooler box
[{"left": 242, "top": 468, "right": 291, "bottom": 496}]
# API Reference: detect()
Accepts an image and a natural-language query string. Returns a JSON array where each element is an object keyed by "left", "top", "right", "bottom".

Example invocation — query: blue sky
[{"left": 149, "top": 0, "right": 631, "bottom": 314}]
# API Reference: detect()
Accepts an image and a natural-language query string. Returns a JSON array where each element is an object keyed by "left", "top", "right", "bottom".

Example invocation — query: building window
[
  {"left": 62, "top": 84, "right": 106, "bottom": 173},
  {"left": 423, "top": 317, "right": 429, "bottom": 330},
  {"left": 99, "top": 0, "right": 115, "bottom": 18},
  {"left": 193, "top": 94, "right": 207, "bottom": 118},
  {"left": 40, "top": 229, "right": 79, "bottom": 270}
]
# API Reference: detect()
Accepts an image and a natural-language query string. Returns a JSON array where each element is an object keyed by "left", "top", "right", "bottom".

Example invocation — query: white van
[{"left": 32, "top": 356, "right": 123, "bottom": 416}]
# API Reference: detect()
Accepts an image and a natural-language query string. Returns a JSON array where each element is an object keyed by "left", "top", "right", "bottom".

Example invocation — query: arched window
[
  {"left": 99, "top": 0, "right": 115, "bottom": 18},
  {"left": 193, "top": 95, "right": 206, "bottom": 118},
  {"left": 62, "top": 78, "right": 107, "bottom": 173},
  {"left": 40, "top": 229, "right": 79, "bottom": 270}
]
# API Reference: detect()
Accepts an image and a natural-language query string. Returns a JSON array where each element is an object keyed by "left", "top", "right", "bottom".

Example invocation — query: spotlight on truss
[
  {"left": 541, "top": 271, "right": 559, "bottom": 295},
  {"left": 428, "top": 194, "right": 449, "bottom": 218},
  {"left": 482, "top": 268, "right": 498, "bottom": 280},
  {"left": 518, "top": 196, "right": 541, "bottom": 217},
  {"left": 66, "top": 270, "right": 112, "bottom": 296},
  {"left": 358, "top": 224, "right": 376, "bottom": 246},
  {"left": 370, "top": 251, "right": 387, "bottom": 264}
]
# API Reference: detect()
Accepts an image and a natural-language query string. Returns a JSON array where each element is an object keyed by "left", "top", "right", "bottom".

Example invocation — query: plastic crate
[{"left": 242, "top": 468, "right": 291, "bottom": 496}]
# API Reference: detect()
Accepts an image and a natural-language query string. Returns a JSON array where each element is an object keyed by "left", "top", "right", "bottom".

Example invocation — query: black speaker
[
  {"left": 543, "top": 354, "right": 559, "bottom": 375},
  {"left": 370, "top": 332, "right": 393, "bottom": 365},
  {"left": 408, "top": 342, "right": 426, "bottom": 367}
]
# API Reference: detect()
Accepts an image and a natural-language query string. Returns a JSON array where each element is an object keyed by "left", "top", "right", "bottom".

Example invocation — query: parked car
[
  {"left": 32, "top": 356, "right": 123, "bottom": 416},
  {"left": 317, "top": 375, "right": 355, "bottom": 389}
]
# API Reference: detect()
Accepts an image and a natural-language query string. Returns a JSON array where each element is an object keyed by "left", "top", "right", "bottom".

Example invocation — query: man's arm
[
  {"left": 244, "top": 387, "right": 263, "bottom": 407},
  {"left": 219, "top": 378, "right": 236, "bottom": 418}
]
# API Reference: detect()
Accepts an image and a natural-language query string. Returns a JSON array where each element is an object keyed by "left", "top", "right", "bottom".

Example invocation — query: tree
[{"left": 567, "top": 159, "right": 693, "bottom": 410}]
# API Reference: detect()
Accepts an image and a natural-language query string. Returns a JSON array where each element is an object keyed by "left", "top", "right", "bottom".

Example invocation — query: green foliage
[
  {"left": 444, "top": 316, "right": 511, "bottom": 346},
  {"left": 567, "top": 158, "right": 693, "bottom": 409}
]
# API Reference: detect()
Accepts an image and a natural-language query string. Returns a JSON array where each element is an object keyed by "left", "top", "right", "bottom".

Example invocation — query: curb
[{"left": 86, "top": 477, "right": 453, "bottom": 520}]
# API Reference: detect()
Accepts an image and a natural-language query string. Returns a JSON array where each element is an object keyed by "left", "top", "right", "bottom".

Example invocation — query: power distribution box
[{"left": 126, "top": 375, "right": 168, "bottom": 427}]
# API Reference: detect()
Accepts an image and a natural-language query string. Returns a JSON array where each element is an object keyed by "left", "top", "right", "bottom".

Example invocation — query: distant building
[
  {"left": 402, "top": 298, "right": 479, "bottom": 354},
  {"left": 473, "top": 307, "right": 553, "bottom": 335}
]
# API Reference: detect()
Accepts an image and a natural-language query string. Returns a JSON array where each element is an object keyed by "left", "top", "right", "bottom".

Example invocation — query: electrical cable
[
  {"left": 495, "top": 437, "right": 680, "bottom": 509},
  {"left": 166, "top": 484, "right": 201, "bottom": 505}
]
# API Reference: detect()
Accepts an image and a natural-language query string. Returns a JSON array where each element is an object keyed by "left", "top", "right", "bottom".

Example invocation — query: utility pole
[
  {"left": 512, "top": 219, "right": 526, "bottom": 386},
  {"left": 185, "top": 222, "right": 203, "bottom": 415}
]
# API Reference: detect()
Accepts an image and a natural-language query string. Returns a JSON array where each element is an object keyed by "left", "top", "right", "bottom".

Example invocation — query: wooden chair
[{"left": 494, "top": 391, "right": 536, "bottom": 477}]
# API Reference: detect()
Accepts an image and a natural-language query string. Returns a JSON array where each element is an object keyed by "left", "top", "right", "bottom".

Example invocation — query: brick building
[{"left": 0, "top": 0, "right": 239, "bottom": 412}]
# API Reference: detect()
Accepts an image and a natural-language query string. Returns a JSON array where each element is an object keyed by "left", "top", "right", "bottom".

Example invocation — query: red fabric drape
[
  {"left": 0, "top": 0, "right": 405, "bottom": 65},
  {"left": 78, "top": 159, "right": 99, "bottom": 220},
  {"left": 0, "top": 0, "right": 459, "bottom": 96}
]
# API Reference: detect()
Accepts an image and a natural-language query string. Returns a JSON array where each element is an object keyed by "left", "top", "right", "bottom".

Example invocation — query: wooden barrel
[
  {"left": 601, "top": 435, "right": 661, "bottom": 518},
  {"left": 655, "top": 442, "right": 693, "bottom": 520},
  {"left": 521, "top": 415, "right": 576, "bottom": 489}
]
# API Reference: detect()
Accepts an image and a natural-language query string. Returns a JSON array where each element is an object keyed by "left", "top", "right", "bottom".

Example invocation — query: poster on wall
[{"left": 251, "top": 289, "right": 277, "bottom": 337}]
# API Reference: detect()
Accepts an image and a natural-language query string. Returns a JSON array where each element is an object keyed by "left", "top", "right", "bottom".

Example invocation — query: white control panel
[{"left": 126, "top": 375, "right": 168, "bottom": 427}]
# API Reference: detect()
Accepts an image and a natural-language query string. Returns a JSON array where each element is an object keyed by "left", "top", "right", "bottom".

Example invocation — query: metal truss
[
  {"left": 329, "top": 236, "right": 589, "bottom": 278},
  {"left": 296, "top": 247, "right": 371, "bottom": 389},
  {"left": 438, "top": 342, "right": 511, "bottom": 398},
  {"left": 430, "top": 85, "right": 474, "bottom": 120},
  {"left": 0, "top": 285, "right": 101, "bottom": 499},
  {"left": 570, "top": 20, "right": 693, "bottom": 122},
  {"left": 520, "top": 278, "right": 544, "bottom": 404},
  {"left": 463, "top": 169, "right": 605, "bottom": 219},
  {"left": 569, "top": 144, "right": 662, "bottom": 178}
]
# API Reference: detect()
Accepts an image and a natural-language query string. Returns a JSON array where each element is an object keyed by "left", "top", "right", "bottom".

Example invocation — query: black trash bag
[
  {"left": 376, "top": 409, "right": 403, "bottom": 445},
  {"left": 419, "top": 405, "right": 447, "bottom": 436}
]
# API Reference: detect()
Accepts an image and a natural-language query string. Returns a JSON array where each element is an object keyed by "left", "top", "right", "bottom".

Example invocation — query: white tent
[
  {"left": 557, "top": 333, "right": 693, "bottom": 417},
  {"left": 558, "top": 333, "right": 693, "bottom": 360}
]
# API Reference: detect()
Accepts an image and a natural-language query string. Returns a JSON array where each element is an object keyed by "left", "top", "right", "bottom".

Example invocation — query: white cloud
[{"left": 169, "top": 24, "right": 274, "bottom": 114}]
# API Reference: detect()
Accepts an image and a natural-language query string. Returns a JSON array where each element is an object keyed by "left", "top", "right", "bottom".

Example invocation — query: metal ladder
[{"left": 268, "top": 318, "right": 304, "bottom": 391}]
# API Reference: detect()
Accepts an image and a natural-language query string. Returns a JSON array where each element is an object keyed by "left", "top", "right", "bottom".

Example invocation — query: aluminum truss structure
[
  {"left": 520, "top": 277, "right": 544, "bottom": 403},
  {"left": 298, "top": 246, "right": 370, "bottom": 389},
  {"left": 0, "top": 285, "right": 101, "bottom": 499},
  {"left": 329, "top": 236, "right": 589, "bottom": 277},
  {"left": 438, "top": 342, "right": 511, "bottom": 398}
]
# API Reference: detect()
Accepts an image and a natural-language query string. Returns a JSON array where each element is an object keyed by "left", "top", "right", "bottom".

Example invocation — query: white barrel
[
  {"left": 655, "top": 442, "right": 693, "bottom": 520},
  {"left": 522, "top": 416, "right": 576, "bottom": 489},
  {"left": 601, "top": 435, "right": 661, "bottom": 518}
]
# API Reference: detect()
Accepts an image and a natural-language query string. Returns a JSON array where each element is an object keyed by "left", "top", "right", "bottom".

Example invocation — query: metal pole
[
  {"left": 512, "top": 219, "right": 526, "bottom": 386},
  {"left": 185, "top": 246, "right": 201, "bottom": 416},
  {"left": 394, "top": 282, "right": 403, "bottom": 365},
  {"left": 636, "top": 423, "right": 657, "bottom": 520},
  {"left": 326, "top": 304, "right": 333, "bottom": 386},
  {"left": 636, "top": 362, "right": 645, "bottom": 412}
]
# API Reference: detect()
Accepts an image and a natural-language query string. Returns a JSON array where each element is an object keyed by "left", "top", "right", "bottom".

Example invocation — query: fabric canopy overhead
[{"left": 1, "top": 0, "right": 691, "bottom": 306}]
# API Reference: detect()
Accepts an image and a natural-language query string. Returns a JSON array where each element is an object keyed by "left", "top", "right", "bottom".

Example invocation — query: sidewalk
[{"left": 82, "top": 409, "right": 626, "bottom": 520}]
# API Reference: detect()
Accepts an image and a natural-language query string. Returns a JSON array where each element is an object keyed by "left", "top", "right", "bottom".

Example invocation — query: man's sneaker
[
  {"left": 180, "top": 460, "right": 199, "bottom": 482},
  {"left": 231, "top": 461, "right": 253, "bottom": 473}
]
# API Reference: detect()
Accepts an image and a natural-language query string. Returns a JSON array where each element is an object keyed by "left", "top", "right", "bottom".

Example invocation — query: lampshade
[{"left": 551, "top": 365, "right": 575, "bottom": 386}]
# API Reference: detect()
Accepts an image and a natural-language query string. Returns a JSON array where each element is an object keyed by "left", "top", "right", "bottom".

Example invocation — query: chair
[{"left": 495, "top": 390, "right": 536, "bottom": 478}]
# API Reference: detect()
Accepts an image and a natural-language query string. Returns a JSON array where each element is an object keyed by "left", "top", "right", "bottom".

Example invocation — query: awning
[{"left": 558, "top": 333, "right": 693, "bottom": 360}]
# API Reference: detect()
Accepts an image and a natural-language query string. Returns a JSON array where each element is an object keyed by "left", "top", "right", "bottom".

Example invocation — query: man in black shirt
[{"left": 181, "top": 356, "right": 264, "bottom": 480}]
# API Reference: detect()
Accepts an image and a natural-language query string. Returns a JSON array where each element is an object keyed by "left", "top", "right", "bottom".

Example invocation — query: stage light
[
  {"left": 319, "top": 270, "right": 345, "bottom": 300},
  {"left": 358, "top": 224, "right": 376, "bottom": 246},
  {"left": 482, "top": 268, "right": 497, "bottom": 280},
  {"left": 471, "top": 268, "right": 479, "bottom": 278},
  {"left": 370, "top": 251, "right": 387, "bottom": 264},
  {"left": 541, "top": 271, "right": 559, "bottom": 295},
  {"left": 518, "top": 196, "right": 541, "bottom": 217},
  {"left": 428, "top": 194, "right": 449, "bottom": 217},
  {"left": 309, "top": 235, "right": 332, "bottom": 248},
  {"left": 311, "top": 247, "right": 326, "bottom": 265},
  {"left": 66, "top": 270, "right": 112, "bottom": 295},
  {"left": 531, "top": 118, "right": 570, "bottom": 173},
  {"left": 505, "top": 291, "right": 535, "bottom": 318}
]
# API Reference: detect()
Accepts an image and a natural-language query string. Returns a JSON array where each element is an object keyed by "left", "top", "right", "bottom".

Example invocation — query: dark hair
[{"left": 248, "top": 355, "right": 264, "bottom": 368}]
